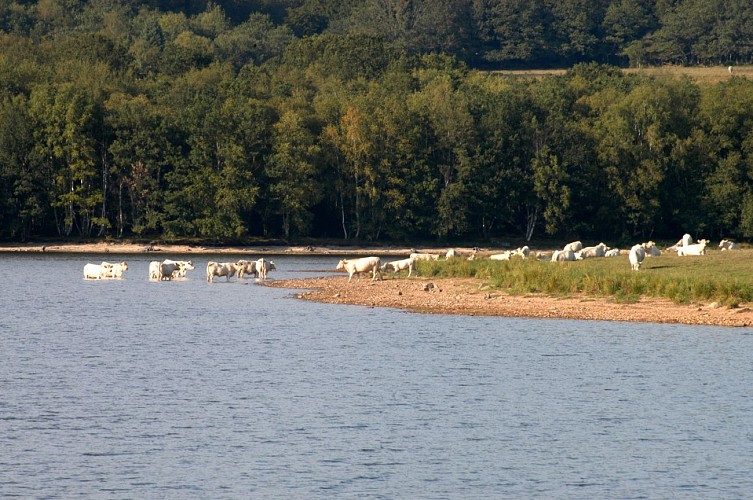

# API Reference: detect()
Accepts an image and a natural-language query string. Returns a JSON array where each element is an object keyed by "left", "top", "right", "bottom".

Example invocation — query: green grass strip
[{"left": 416, "top": 250, "right": 753, "bottom": 306}]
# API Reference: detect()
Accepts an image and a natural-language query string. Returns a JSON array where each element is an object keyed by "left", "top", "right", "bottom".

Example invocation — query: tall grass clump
[{"left": 418, "top": 250, "right": 753, "bottom": 306}]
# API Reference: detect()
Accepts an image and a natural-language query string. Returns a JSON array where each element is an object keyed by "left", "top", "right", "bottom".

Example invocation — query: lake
[{"left": 2, "top": 253, "right": 752, "bottom": 498}]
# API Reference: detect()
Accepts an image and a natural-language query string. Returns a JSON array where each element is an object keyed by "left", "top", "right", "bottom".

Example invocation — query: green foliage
[
  {"left": 3, "top": 2, "right": 753, "bottom": 243},
  {"left": 425, "top": 251, "right": 753, "bottom": 306}
]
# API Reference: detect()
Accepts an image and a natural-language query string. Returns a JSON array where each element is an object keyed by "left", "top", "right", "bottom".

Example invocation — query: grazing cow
[
  {"left": 575, "top": 243, "right": 607, "bottom": 260},
  {"left": 643, "top": 241, "right": 661, "bottom": 257},
  {"left": 677, "top": 239, "right": 708, "bottom": 257},
  {"left": 719, "top": 239, "right": 739, "bottom": 251},
  {"left": 236, "top": 259, "right": 258, "bottom": 279},
  {"left": 514, "top": 245, "right": 531, "bottom": 259},
  {"left": 551, "top": 249, "right": 576, "bottom": 262},
  {"left": 604, "top": 248, "right": 620, "bottom": 257},
  {"left": 668, "top": 233, "right": 693, "bottom": 252},
  {"left": 206, "top": 261, "right": 238, "bottom": 282},
  {"left": 563, "top": 241, "right": 583, "bottom": 252},
  {"left": 336, "top": 257, "right": 382, "bottom": 283},
  {"left": 489, "top": 251, "right": 512, "bottom": 261},
  {"left": 382, "top": 257, "right": 415, "bottom": 277},
  {"left": 101, "top": 261, "right": 128, "bottom": 278},
  {"left": 673, "top": 234, "right": 693, "bottom": 248},
  {"left": 256, "top": 258, "right": 276, "bottom": 279},
  {"left": 629, "top": 244, "right": 646, "bottom": 271},
  {"left": 410, "top": 252, "right": 440, "bottom": 261}
]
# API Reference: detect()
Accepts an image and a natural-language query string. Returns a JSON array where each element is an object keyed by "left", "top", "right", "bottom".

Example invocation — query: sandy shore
[
  {"left": 265, "top": 275, "right": 753, "bottom": 328},
  {"left": 0, "top": 241, "right": 428, "bottom": 256}
]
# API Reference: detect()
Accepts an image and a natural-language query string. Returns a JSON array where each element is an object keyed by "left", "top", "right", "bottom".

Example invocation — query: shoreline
[
  {"left": 265, "top": 276, "right": 753, "bottom": 328},
  {"left": 6, "top": 241, "right": 753, "bottom": 327},
  {"left": 0, "top": 241, "right": 438, "bottom": 256}
]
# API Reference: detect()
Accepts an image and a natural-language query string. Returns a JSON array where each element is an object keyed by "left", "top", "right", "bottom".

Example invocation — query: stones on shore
[{"left": 423, "top": 283, "right": 435, "bottom": 292}]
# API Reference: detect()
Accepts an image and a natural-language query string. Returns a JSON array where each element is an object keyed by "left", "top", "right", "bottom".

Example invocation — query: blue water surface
[{"left": 1, "top": 253, "right": 752, "bottom": 498}]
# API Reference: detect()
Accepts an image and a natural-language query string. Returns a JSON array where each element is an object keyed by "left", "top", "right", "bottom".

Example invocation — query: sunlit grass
[
  {"left": 417, "top": 249, "right": 753, "bottom": 306},
  {"left": 491, "top": 65, "right": 753, "bottom": 84}
]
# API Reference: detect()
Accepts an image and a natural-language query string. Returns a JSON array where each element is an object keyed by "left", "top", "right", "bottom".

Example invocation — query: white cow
[
  {"left": 575, "top": 243, "right": 607, "bottom": 259},
  {"left": 563, "top": 241, "right": 583, "bottom": 252},
  {"left": 604, "top": 248, "right": 621, "bottom": 257},
  {"left": 514, "top": 246, "right": 531, "bottom": 259},
  {"left": 667, "top": 234, "right": 693, "bottom": 252},
  {"left": 162, "top": 259, "right": 194, "bottom": 278},
  {"left": 643, "top": 241, "right": 661, "bottom": 257},
  {"left": 551, "top": 249, "right": 576, "bottom": 262},
  {"left": 336, "top": 257, "right": 382, "bottom": 283},
  {"left": 101, "top": 261, "right": 128, "bottom": 278},
  {"left": 410, "top": 252, "right": 440, "bottom": 261},
  {"left": 84, "top": 261, "right": 128, "bottom": 279},
  {"left": 719, "top": 239, "right": 739, "bottom": 251},
  {"left": 382, "top": 257, "right": 415, "bottom": 277},
  {"left": 677, "top": 239, "right": 708, "bottom": 256},
  {"left": 149, "top": 260, "right": 180, "bottom": 281},
  {"left": 236, "top": 259, "right": 258, "bottom": 278},
  {"left": 83, "top": 263, "right": 108, "bottom": 279},
  {"left": 445, "top": 248, "right": 456, "bottom": 258},
  {"left": 256, "top": 258, "right": 276, "bottom": 279},
  {"left": 489, "top": 251, "right": 513, "bottom": 261},
  {"left": 629, "top": 244, "right": 646, "bottom": 271},
  {"left": 148, "top": 261, "right": 162, "bottom": 280},
  {"left": 206, "top": 261, "right": 238, "bottom": 282}
]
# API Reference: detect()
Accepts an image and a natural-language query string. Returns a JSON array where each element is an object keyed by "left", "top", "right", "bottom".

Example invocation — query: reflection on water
[{"left": 1, "top": 254, "right": 752, "bottom": 498}]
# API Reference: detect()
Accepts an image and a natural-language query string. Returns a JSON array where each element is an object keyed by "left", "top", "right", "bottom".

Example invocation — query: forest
[{"left": 2, "top": 0, "right": 753, "bottom": 243}]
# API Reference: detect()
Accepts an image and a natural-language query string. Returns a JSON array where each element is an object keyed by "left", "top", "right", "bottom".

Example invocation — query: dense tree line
[
  {"left": 3, "top": 1, "right": 753, "bottom": 71},
  {"left": 2, "top": 1, "right": 753, "bottom": 243}
]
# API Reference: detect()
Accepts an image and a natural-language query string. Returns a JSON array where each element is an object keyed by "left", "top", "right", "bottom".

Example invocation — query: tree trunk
[
  {"left": 354, "top": 169, "right": 361, "bottom": 239},
  {"left": 525, "top": 205, "right": 537, "bottom": 242},
  {"left": 117, "top": 180, "right": 124, "bottom": 238},
  {"left": 98, "top": 147, "right": 108, "bottom": 237},
  {"left": 340, "top": 191, "right": 348, "bottom": 239}
]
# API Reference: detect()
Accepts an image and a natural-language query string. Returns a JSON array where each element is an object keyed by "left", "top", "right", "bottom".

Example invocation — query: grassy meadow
[
  {"left": 493, "top": 65, "right": 753, "bottom": 84},
  {"left": 417, "top": 248, "right": 753, "bottom": 306}
]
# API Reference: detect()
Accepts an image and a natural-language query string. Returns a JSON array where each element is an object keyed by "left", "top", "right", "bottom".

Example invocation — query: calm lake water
[{"left": 2, "top": 253, "right": 752, "bottom": 498}]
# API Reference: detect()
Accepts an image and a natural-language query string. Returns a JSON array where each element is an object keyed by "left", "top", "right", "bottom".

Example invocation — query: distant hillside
[
  {"left": 1, "top": 0, "right": 753, "bottom": 69},
  {"left": 494, "top": 66, "right": 753, "bottom": 84}
]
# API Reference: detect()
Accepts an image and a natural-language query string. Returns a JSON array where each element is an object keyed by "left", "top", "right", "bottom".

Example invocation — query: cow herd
[
  {"left": 82, "top": 258, "right": 276, "bottom": 281},
  {"left": 335, "top": 233, "right": 741, "bottom": 281},
  {"left": 82, "top": 234, "right": 741, "bottom": 282}
]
